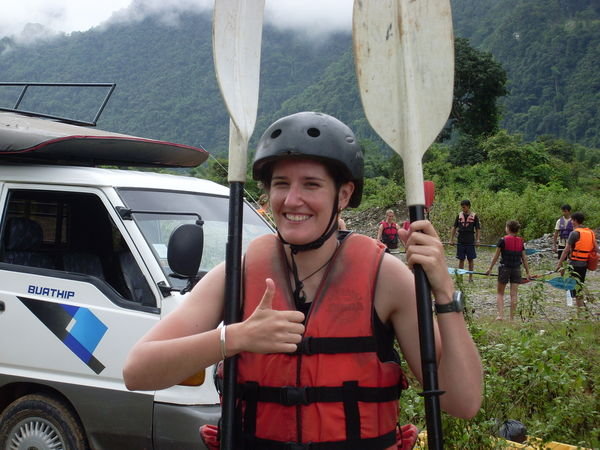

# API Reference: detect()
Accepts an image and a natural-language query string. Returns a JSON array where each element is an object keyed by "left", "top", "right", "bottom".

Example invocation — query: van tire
[{"left": 0, "top": 393, "right": 88, "bottom": 450}]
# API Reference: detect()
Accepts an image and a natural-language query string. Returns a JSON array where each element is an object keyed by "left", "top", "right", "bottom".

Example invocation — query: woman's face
[{"left": 268, "top": 159, "right": 353, "bottom": 245}]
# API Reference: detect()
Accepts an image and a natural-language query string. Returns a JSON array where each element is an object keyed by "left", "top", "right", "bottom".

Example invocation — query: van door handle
[{"left": 0, "top": 301, "right": 4, "bottom": 312}]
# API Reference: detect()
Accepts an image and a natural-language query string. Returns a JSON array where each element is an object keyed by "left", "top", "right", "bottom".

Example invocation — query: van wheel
[{"left": 0, "top": 394, "right": 88, "bottom": 450}]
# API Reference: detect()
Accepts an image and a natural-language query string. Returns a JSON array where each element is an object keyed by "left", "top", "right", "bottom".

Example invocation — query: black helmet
[{"left": 252, "top": 112, "right": 364, "bottom": 207}]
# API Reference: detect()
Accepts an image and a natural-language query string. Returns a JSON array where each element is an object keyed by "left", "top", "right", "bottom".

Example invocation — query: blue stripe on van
[{"left": 19, "top": 297, "right": 107, "bottom": 374}]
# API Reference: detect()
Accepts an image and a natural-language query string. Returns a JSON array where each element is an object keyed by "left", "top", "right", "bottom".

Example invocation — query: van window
[
  {"left": 0, "top": 189, "right": 155, "bottom": 307},
  {"left": 117, "top": 189, "right": 273, "bottom": 289}
]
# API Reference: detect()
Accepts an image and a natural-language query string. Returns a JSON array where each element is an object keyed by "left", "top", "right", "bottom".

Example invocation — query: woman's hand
[
  {"left": 398, "top": 220, "right": 454, "bottom": 301},
  {"left": 230, "top": 278, "right": 305, "bottom": 355}
]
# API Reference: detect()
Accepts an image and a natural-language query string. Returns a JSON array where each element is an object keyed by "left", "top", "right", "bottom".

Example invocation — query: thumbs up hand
[{"left": 236, "top": 278, "right": 305, "bottom": 354}]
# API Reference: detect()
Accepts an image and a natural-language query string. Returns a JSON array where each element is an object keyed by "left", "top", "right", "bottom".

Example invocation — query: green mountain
[
  {"left": 452, "top": 0, "right": 600, "bottom": 147},
  {"left": 0, "top": 0, "right": 598, "bottom": 154},
  {"left": 0, "top": 13, "right": 352, "bottom": 155}
]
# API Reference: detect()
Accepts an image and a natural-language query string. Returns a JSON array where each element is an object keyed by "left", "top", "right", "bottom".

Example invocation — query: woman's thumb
[{"left": 257, "top": 278, "right": 275, "bottom": 310}]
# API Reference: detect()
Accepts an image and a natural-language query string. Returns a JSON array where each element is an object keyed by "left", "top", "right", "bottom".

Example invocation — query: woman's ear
[{"left": 338, "top": 182, "right": 355, "bottom": 210}]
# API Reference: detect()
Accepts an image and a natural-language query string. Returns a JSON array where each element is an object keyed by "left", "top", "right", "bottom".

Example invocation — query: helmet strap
[
  {"left": 277, "top": 198, "right": 339, "bottom": 254},
  {"left": 278, "top": 197, "right": 340, "bottom": 308}
]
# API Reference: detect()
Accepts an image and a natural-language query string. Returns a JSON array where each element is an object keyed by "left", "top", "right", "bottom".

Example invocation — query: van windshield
[{"left": 117, "top": 189, "right": 273, "bottom": 289}]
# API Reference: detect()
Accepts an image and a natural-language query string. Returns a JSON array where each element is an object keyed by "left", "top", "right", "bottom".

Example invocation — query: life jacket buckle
[
  {"left": 295, "top": 337, "right": 314, "bottom": 355},
  {"left": 281, "top": 386, "right": 309, "bottom": 406}
]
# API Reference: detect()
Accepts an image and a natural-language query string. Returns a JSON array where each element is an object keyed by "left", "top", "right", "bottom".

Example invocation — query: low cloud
[
  {"left": 106, "top": 0, "right": 352, "bottom": 36},
  {"left": 2, "top": 0, "right": 352, "bottom": 45}
]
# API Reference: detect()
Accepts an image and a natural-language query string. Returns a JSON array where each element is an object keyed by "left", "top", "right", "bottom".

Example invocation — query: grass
[{"left": 396, "top": 247, "right": 599, "bottom": 448}]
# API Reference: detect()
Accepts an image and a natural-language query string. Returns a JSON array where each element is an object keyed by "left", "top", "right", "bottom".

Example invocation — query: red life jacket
[
  {"left": 238, "top": 233, "right": 407, "bottom": 449},
  {"left": 380, "top": 221, "right": 399, "bottom": 248},
  {"left": 500, "top": 235, "right": 524, "bottom": 268},
  {"left": 571, "top": 228, "right": 596, "bottom": 262}
]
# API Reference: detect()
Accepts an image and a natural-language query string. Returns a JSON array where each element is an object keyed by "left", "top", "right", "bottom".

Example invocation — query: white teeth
[{"left": 285, "top": 214, "right": 309, "bottom": 222}]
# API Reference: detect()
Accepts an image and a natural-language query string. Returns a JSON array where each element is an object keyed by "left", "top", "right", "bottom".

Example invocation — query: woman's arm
[
  {"left": 382, "top": 221, "right": 482, "bottom": 419},
  {"left": 487, "top": 247, "right": 501, "bottom": 274},
  {"left": 521, "top": 250, "right": 531, "bottom": 278},
  {"left": 123, "top": 265, "right": 305, "bottom": 391},
  {"left": 123, "top": 263, "right": 228, "bottom": 390}
]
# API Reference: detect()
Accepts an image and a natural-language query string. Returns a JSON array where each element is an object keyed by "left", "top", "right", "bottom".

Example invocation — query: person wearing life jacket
[
  {"left": 552, "top": 204, "right": 573, "bottom": 258},
  {"left": 486, "top": 220, "right": 531, "bottom": 321},
  {"left": 123, "top": 112, "right": 483, "bottom": 449},
  {"left": 449, "top": 199, "right": 481, "bottom": 282},
  {"left": 256, "top": 193, "right": 272, "bottom": 219},
  {"left": 556, "top": 212, "right": 598, "bottom": 307},
  {"left": 377, "top": 209, "right": 400, "bottom": 252}
]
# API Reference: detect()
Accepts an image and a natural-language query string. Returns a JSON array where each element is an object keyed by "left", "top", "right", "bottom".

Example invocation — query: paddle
[
  {"left": 448, "top": 267, "right": 496, "bottom": 277},
  {"left": 212, "top": 1, "right": 264, "bottom": 448},
  {"left": 521, "top": 274, "right": 576, "bottom": 291},
  {"left": 424, "top": 180, "right": 435, "bottom": 220},
  {"left": 353, "top": 1, "right": 453, "bottom": 448},
  {"left": 447, "top": 268, "right": 576, "bottom": 290}
]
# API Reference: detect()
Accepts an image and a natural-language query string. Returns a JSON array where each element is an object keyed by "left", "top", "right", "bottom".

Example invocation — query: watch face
[
  {"left": 454, "top": 291, "right": 464, "bottom": 311},
  {"left": 436, "top": 291, "right": 464, "bottom": 314}
]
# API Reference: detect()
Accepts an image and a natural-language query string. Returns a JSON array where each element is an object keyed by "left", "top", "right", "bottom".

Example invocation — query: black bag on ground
[{"left": 498, "top": 419, "right": 527, "bottom": 443}]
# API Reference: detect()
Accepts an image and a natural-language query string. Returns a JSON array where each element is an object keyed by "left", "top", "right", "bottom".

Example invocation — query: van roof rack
[{"left": 0, "top": 82, "right": 116, "bottom": 126}]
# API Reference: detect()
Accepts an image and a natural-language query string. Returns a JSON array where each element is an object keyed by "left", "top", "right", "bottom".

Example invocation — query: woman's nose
[{"left": 283, "top": 183, "right": 303, "bottom": 206}]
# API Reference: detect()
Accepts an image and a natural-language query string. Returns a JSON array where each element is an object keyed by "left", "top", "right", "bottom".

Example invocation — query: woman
[
  {"left": 123, "top": 112, "right": 482, "bottom": 448},
  {"left": 486, "top": 220, "right": 531, "bottom": 320},
  {"left": 377, "top": 209, "right": 400, "bottom": 251}
]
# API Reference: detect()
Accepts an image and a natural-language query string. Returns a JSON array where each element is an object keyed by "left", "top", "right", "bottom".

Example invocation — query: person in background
[
  {"left": 256, "top": 193, "right": 270, "bottom": 217},
  {"left": 556, "top": 212, "right": 598, "bottom": 308},
  {"left": 377, "top": 209, "right": 400, "bottom": 252},
  {"left": 449, "top": 199, "right": 481, "bottom": 282},
  {"left": 552, "top": 204, "right": 572, "bottom": 258},
  {"left": 123, "top": 112, "right": 482, "bottom": 448},
  {"left": 486, "top": 220, "right": 531, "bottom": 321}
]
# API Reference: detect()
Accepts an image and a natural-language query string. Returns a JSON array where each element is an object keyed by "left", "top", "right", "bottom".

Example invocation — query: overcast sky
[{"left": 1, "top": 0, "right": 353, "bottom": 42}]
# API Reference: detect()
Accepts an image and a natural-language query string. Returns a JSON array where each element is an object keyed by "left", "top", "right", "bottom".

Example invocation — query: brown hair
[{"left": 506, "top": 220, "right": 520, "bottom": 233}]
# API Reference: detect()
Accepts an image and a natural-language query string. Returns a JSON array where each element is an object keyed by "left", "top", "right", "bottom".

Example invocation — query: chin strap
[{"left": 278, "top": 200, "right": 340, "bottom": 309}]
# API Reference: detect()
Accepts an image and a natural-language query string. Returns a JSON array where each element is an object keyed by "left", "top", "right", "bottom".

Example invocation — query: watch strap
[{"left": 434, "top": 291, "right": 463, "bottom": 314}]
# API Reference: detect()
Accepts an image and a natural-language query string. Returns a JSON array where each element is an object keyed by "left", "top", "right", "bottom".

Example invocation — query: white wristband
[{"left": 220, "top": 325, "right": 227, "bottom": 360}]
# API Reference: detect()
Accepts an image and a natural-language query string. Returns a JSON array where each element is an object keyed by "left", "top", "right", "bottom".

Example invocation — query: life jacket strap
[
  {"left": 243, "top": 429, "right": 397, "bottom": 450},
  {"left": 238, "top": 382, "right": 402, "bottom": 406},
  {"left": 293, "top": 336, "right": 377, "bottom": 355}
]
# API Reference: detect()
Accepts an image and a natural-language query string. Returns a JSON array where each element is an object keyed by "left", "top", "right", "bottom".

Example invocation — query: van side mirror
[{"left": 167, "top": 222, "right": 204, "bottom": 281}]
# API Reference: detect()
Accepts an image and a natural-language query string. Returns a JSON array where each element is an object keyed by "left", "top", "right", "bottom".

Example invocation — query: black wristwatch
[{"left": 435, "top": 291, "right": 464, "bottom": 314}]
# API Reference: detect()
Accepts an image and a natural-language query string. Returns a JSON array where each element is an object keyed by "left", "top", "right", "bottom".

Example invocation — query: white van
[{"left": 0, "top": 109, "right": 272, "bottom": 449}]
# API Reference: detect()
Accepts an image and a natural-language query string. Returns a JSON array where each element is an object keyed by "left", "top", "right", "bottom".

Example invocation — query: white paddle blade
[
  {"left": 353, "top": 0, "right": 454, "bottom": 204},
  {"left": 213, "top": 0, "right": 265, "bottom": 181},
  {"left": 353, "top": 0, "right": 453, "bottom": 154}
]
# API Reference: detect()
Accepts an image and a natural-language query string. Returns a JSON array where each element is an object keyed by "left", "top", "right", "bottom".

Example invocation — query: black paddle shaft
[
  {"left": 409, "top": 205, "right": 444, "bottom": 450},
  {"left": 222, "top": 181, "right": 245, "bottom": 450}
]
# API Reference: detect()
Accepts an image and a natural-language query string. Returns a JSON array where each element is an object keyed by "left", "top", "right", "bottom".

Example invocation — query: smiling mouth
[{"left": 285, "top": 213, "right": 310, "bottom": 222}]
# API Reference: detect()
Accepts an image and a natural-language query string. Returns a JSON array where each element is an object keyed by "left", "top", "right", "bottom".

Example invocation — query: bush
[
  {"left": 398, "top": 320, "right": 599, "bottom": 448},
  {"left": 428, "top": 184, "right": 600, "bottom": 243},
  {"left": 361, "top": 176, "right": 405, "bottom": 209}
]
